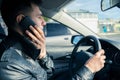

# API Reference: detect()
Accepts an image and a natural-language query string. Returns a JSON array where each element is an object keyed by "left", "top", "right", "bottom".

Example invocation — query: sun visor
[
  {"left": 0, "top": 0, "right": 73, "bottom": 17},
  {"left": 41, "top": 0, "right": 73, "bottom": 10},
  {"left": 0, "top": 0, "right": 73, "bottom": 10},
  {"left": 40, "top": 0, "right": 73, "bottom": 17}
]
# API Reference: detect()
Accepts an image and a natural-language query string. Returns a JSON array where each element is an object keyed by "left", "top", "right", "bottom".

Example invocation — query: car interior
[{"left": 0, "top": 0, "right": 120, "bottom": 80}]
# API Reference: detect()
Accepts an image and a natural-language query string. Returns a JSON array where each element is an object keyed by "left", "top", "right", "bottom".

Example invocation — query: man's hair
[{"left": 1, "top": 0, "right": 42, "bottom": 31}]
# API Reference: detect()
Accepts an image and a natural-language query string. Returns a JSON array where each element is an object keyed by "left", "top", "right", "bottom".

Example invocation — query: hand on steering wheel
[
  {"left": 69, "top": 35, "right": 106, "bottom": 74},
  {"left": 85, "top": 49, "right": 105, "bottom": 73}
]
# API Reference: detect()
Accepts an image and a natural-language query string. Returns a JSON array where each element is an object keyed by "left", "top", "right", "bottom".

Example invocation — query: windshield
[{"left": 64, "top": 0, "right": 120, "bottom": 42}]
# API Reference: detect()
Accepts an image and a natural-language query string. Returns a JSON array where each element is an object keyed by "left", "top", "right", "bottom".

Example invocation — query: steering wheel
[
  {"left": 69, "top": 35, "right": 102, "bottom": 76},
  {"left": 73, "top": 35, "right": 101, "bottom": 54}
]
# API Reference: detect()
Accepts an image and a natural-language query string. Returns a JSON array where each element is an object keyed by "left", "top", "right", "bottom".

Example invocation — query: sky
[{"left": 64, "top": 0, "right": 120, "bottom": 19}]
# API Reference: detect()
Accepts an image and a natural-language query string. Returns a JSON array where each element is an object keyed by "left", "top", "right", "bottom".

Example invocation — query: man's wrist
[
  {"left": 38, "top": 50, "right": 47, "bottom": 59},
  {"left": 85, "top": 64, "right": 95, "bottom": 73},
  {"left": 38, "top": 54, "right": 47, "bottom": 61},
  {"left": 76, "top": 65, "right": 95, "bottom": 80},
  {"left": 40, "top": 54, "right": 47, "bottom": 59},
  {"left": 38, "top": 54, "right": 48, "bottom": 65}
]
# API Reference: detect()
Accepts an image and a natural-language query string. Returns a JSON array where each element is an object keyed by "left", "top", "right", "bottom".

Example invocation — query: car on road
[{"left": 44, "top": 22, "right": 80, "bottom": 59}]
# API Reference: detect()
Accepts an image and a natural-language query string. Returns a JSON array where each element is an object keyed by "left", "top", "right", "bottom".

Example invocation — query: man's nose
[{"left": 41, "top": 17, "right": 46, "bottom": 27}]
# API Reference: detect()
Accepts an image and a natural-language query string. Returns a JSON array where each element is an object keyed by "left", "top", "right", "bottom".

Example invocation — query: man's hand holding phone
[{"left": 25, "top": 25, "right": 46, "bottom": 59}]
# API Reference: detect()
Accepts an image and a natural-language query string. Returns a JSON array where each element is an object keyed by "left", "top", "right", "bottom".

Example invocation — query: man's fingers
[
  {"left": 100, "top": 56, "right": 106, "bottom": 62},
  {"left": 95, "top": 49, "right": 105, "bottom": 57},
  {"left": 29, "top": 26, "right": 44, "bottom": 43},
  {"left": 101, "top": 55, "right": 106, "bottom": 60},
  {"left": 25, "top": 30, "right": 42, "bottom": 45},
  {"left": 34, "top": 25, "right": 45, "bottom": 39},
  {"left": 31, "top": 40, "right": 41, "bottom": 49}
]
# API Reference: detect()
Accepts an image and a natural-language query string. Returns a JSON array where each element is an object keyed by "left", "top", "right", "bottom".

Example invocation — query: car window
[
  {"left": 44, "top": 20, "right": 81, "bottom": 59},
  {"left": 45, "top": 23, "right": 71, "bottom": 37}
]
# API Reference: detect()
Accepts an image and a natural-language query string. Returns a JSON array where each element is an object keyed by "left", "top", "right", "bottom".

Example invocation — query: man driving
[{"left": 0, "top": 0, "right": 106, "bottom": 80}]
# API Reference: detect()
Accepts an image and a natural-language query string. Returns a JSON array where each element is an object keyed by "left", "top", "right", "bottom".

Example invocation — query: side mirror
[
  {"left": 71, "top": 35, "right": 83, "bottom": 45},
  {"left": 101, "top": 0, "right": 120, "bottom": 11}
]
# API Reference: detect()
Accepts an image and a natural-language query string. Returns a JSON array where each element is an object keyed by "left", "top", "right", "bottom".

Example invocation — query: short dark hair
[{"left": 1, "top": 0, "right": 42, "bottom": 31}]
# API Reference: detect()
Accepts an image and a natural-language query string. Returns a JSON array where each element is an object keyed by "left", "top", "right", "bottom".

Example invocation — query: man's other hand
[{"left": 85, "top": 49, "right": 106, "bottom": 73}]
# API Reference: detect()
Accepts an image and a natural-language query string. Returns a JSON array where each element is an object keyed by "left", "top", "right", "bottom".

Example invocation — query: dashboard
[{"left": 97, "top": 39, "right": 120, "bottom": 79}]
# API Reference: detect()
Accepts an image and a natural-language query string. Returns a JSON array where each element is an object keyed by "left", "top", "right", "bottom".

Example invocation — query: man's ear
[{"left": 16, "top": 14, "right": 25, "bottom": 23}]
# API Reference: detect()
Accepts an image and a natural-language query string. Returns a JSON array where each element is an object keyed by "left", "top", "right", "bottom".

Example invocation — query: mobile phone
[
  {"left": 18, "top": 16, "right": 40, "bottom": 60},
  {"left": 19, "top": 16, "right": 36, "bottom": 32}
]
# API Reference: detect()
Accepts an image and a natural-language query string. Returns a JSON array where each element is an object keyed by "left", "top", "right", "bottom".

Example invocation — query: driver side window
[{"left": 44, "top": 20, "right": 80, "bottom": 59}]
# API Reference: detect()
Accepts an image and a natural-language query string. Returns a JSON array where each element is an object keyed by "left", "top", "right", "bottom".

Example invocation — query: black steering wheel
[
  {"left": 72, "top": 35, "right": 101, "bottom": 54},
  {"left": 69, "top": 35, "right": 102, "bottom": 76}
]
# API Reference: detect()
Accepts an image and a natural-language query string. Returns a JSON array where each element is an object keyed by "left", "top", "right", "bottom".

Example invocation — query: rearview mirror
[{"left": 101, "top": 0, "right": 120, "bottom": 11}]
